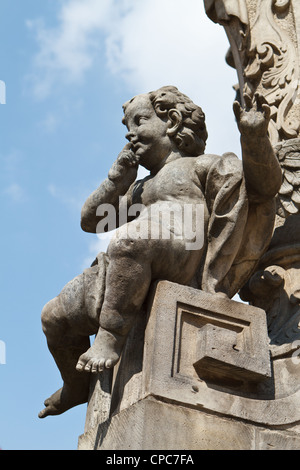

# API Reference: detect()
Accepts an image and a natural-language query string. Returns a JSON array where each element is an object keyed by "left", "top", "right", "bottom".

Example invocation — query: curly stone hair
[{"left": 123, "top": 86, "right": 208, "bottom": 156}]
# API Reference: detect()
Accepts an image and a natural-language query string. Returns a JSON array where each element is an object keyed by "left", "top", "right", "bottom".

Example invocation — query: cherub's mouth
[{"left": 132, "top": 142, "right": 142, "bottom": 152}]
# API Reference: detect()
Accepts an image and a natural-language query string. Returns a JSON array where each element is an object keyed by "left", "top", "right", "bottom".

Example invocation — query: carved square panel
[
  {"left": 142, "top": 281, "right": 271, "bottom": 408},
  {"left": 173, "top": 300, "right": 271, "bottom": 383}
]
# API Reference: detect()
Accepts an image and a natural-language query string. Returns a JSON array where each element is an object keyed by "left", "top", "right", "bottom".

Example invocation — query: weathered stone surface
[
  {"left": 84, "top": 369, "right": 113, "bottom": 433},
  {"left": 79, "top": 397, "right": 257, "bottom": 451},
  {"left": 255, "top": 428, "right": 300, "bottom": 450},
  {"left": 141, "top": 281, "right": 272, "bottom": 408},
  {"left": 240, "top": 139, "right": 300, "bottom": 400},
  {"left": 79, "top": 395, "right": 300, "bottom": 450},
  {"left": 79, "top": 281, "right": 300, "bottom": 450}
]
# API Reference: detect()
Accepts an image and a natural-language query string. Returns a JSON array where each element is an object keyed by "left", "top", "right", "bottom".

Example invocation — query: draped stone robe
[{"left": 197, "top": 151, "right": 276, "bottom": 299}]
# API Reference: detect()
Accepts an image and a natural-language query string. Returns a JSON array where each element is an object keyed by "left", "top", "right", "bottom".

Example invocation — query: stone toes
[
  {"left": 98, "top": 359, "right": 106, "bottom": 372},
  {"left": 91, "top": 362, "right": 98, "bottom": 374},
  {"left": 76, "top": 355, "right": 115, "bottom": 374},
  {"left": 90, "top": 358, "right": 114, "bottom": 373},
  {"left": 76, "top": 359, "right": 85, "bottom": 371},
  {"left": 84, "top": 359, "right": 94, "bottom": 372}
]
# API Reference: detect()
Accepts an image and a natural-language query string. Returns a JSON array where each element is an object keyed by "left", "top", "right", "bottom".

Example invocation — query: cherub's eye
[{"left": 136, "top": 116, "right": 148, "bottom": 125}]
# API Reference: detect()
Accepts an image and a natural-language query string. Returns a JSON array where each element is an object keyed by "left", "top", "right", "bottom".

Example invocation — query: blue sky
[{"left": 0, "top": 0, "right": 240, "bottom": 450}]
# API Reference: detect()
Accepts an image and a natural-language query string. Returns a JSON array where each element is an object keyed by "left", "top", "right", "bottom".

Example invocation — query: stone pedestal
[{"left": 78, "top": 281, "right": 300, "bottom": 450}]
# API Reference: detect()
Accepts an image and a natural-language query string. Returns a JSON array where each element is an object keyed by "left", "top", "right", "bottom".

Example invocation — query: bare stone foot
[
  {"left": 38, "top": 382, "right": 89, "bottom": 418},
  {"left": 76, "top": 327, "right": 124, "bottom": 373}
]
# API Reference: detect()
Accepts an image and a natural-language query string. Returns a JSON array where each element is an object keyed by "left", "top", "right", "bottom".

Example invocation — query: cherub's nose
[{"left": 125, "top": 131, "right": 136, "bottom": 143}]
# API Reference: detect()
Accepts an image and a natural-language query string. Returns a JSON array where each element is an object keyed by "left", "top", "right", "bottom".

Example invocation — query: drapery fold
[{"left": 199, "top": 152, "right": 276, "bottom": 298}]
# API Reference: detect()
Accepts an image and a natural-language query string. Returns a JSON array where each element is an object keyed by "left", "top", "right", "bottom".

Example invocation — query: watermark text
[
  {"left": 0, "top": 340, "right": 6, "bottom": 365},
  {"left": 95, "top": 200, "right": 205, "bottom": 251},
  {"left": 0, "top": 80, "right": 6, "bottom": 104}
]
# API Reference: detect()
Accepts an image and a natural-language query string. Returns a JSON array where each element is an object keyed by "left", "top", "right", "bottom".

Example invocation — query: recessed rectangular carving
[
  {"left": 193, "top": 323, "right": 266, "bottom": 383},
  {"left": 172, "top": 297, "right": 271, "bottom": 384},
  {"left": 173, "top": 302, "right": 270, "bottom": 381}
]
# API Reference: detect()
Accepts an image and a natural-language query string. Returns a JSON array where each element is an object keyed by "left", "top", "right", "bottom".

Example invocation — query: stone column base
[
  {"left": 78, "top": 395, "right": 300, "bottom": 450},
  {"left": 78, "top": 281, "right": 300, "bottom": 450}
]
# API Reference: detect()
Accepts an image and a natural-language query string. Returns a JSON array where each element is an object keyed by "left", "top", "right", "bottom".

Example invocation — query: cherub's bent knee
[
  {"left": 41, "top": 296, "right": 66, "bottom": 338},
  {"left": 108, "top": 234, "right": 151, "bottom": 261}
]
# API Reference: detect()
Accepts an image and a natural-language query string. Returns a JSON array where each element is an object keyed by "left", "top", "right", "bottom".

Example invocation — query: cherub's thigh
[
  {"left": 144, "top": 219, "right": 203, "bottom": 282},
  {"left": 113, "top": 218, "right": 196, "bottom": 282},
  {"left": 59, "top": 255, "right": 106, "bottom": 335}
]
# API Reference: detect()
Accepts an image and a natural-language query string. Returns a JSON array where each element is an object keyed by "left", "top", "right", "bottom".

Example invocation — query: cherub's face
[{"left": 123, "top": 94, "right": 173, "bottom": 171}]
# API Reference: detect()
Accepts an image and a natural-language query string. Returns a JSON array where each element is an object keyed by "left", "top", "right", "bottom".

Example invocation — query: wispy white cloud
[
  {"left": 2, "top": 149, "right": 23, "bottom": 173},
  {"left": 27, "top": 0, "right": 240, "bottom": 154},
  {"left": 1, "top": 150, "right": 27, "bottom": 203},
  {"left": 27, "top": 0, "right": 116, "bottom": 99},
  {"left": 27, "top": 1, "right": 233, "bottom": 96},
  {"left": 105, "top": 0, "right": 227, "bottom": 95},
  {"left": 39, "top": 112, "right": 60, "bottom": 133},
  {"left": 3, "top": 183, "right": 26, "bottom": 203}
]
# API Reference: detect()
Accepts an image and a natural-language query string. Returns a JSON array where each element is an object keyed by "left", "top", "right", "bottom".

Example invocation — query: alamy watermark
[
  {"left": 0, "top": 340, "right": 6, "bottom": 365},
  {"left": 0, "top": 80, "right": 6, "bottom": 104},
  {"left": 95, "top": 199, "right": 205, "bottom": 251}
]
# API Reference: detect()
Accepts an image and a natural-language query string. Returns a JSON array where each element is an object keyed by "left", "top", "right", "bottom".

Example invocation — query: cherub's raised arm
[
  {"left": 233, "top": 94, "right": 282, "bottom": 201},
  {"left": 81, "top": 144, "right": 139, "bottom": 233}
]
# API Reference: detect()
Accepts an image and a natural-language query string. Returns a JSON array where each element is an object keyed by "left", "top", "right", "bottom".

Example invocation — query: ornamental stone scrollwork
[
  {"left": 244, "top": 0, "right": 300, "bottom": 144},
  {"left": 205, "top": 0, "right": 300, "bottom": 145}
]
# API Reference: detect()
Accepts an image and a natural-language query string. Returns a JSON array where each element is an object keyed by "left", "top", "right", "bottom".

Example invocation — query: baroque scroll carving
[
  {"left": 244, "top": 0, "right": 300, "bottom": 144},
  {"left": 205, "top": 0, "right": 300, "bottom": 145}
]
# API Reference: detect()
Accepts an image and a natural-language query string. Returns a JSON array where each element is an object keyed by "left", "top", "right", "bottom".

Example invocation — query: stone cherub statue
[{"left": 39, "top": 86, "right": 282, "bottom": 418}]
